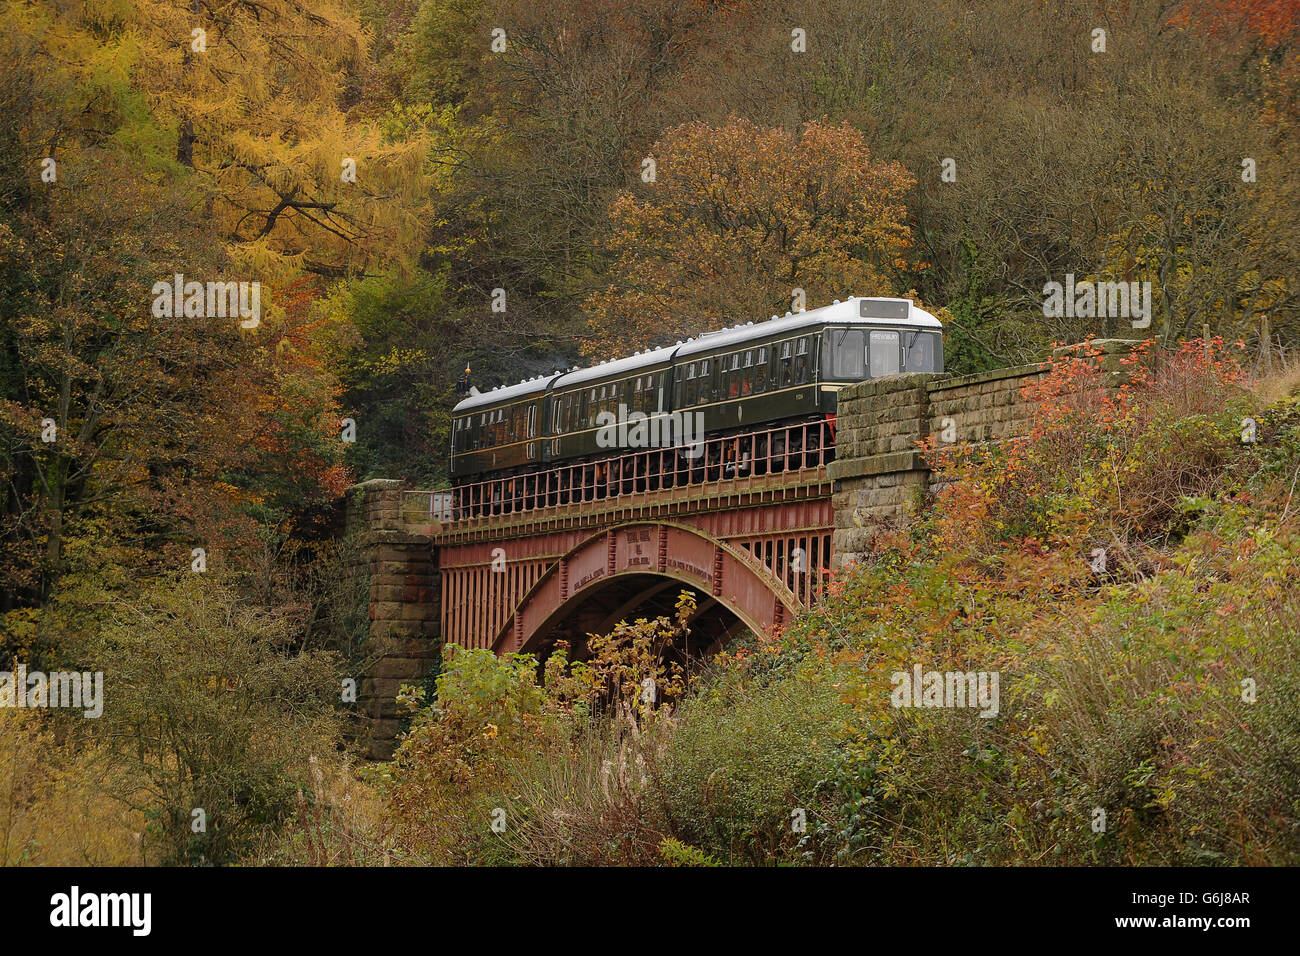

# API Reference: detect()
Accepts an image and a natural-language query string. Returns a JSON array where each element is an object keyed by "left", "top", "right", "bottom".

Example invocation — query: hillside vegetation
[{"left": 257, "top": 344, "right": 1300, "bottom": 866}]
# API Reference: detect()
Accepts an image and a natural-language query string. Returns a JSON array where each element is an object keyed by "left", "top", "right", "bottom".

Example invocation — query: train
[{"left": 449, "top": 296, "right": 944, "bottom": 487}]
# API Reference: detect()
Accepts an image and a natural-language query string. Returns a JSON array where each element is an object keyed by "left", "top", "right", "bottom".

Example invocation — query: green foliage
[
  {"left": 380, "top": 598, "right": 697, "bottom": 864},
  {"left": 322, "top": 267, "right": 457, "bottom": 484},
  {"left": 658, "top": 837, "right": 720, "bottom": 867},
  {"left": 657, "top": 661, "right": 852, "bottom": 864},
  {"left": 80, "top": 574, "right": 344, "bottom": 866}
]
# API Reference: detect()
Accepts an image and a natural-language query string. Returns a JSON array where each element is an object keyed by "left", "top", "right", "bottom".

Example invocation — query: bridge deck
[
  {"left": 405, "top": 463, "right": 832, "bottom": 543},
  {"left": 399, "top": 420, "right": 840, "bottom": 653}
]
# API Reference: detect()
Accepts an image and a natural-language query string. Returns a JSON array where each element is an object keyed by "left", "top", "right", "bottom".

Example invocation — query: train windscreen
[
  {"left": 904, "top": 331, "right": 940, "bottom": 372},
  {"left": 824, "top": 329, "right": 865, "bottom": 379},
  {"left": 869, "top": 330, "right": 901, "bottom": 377}
]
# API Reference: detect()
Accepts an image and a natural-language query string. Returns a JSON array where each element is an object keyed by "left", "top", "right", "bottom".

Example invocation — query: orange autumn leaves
[{"left": 581, "top": 118, "right": 916, "bottom": 357}]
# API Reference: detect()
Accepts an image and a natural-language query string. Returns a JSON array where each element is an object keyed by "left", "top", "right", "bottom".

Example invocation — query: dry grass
[
  {"left": 1251, "top": 357, "right": 1300, "bottom": 404},
  {"left": 0, "top": 711, "right": 147, "bottom": 865}
]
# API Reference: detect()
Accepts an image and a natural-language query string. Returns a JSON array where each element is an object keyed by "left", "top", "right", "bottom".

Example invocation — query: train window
[
  {"left": 904, "top": 331, "right": 939, "bottom": 372},
  {"left": 755, "top": 357, "right": 768, "bottom": 392},
  {"left": 758, "top": 346, "right": 767, "bottom": 363},
  {"left": 826, "top": 329, "right": 865, "bottom": 379},
  {"left": 796, "top": 337, "right": 809, "bottom": 356},
  {"left": 781, "top": 341, "right": 792, "bottom": 359},
  {"left": 685, "top": 364, "right": 695, "bottom": 380},
  {"left": 869, "top": 330, "right": 901, "bottom": 377},
  {"left": 744, "top": 350, "right": 753, "bottom": 367}
]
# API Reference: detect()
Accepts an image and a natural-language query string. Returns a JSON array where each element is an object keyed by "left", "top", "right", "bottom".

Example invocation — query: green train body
[{"left": 449, "top": 297, "right": 943, "bottom": 482}]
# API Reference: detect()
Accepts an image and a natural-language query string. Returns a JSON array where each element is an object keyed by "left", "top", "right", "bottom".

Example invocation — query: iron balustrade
[{"left": 405, "top": 419, "right": 835, "bottom": 526}]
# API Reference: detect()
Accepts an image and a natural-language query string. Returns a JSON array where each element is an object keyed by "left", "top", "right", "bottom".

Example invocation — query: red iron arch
[{"left": 491, "top": 521, "right": 801, "bottom": 656}]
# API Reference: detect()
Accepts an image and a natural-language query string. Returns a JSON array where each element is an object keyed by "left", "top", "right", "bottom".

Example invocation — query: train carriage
[
  {"left": 544, "top": 344, "right": 677, "bottom": 464},
  {"left": 449, "top": 374, "right": 556, "bottom": 478}
]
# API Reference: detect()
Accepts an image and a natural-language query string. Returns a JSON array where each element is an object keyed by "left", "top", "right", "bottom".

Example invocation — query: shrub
[
  {"left": 381, "top": 595, "right": 696, "bottom": 865},
  {"left": 84, "top": 574, "right": 344, "bottom": 865}
]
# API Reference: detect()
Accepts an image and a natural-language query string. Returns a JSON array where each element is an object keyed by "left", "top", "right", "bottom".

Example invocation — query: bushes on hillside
[
  {"left": 4, "top": 572, "right": 345, "bottom": 867},
  {"left": 271, "top": 344, "right": 1300, "bottom": 867},
  {"left": 378, "top": 595, "right": 694, "bottom": 865}
]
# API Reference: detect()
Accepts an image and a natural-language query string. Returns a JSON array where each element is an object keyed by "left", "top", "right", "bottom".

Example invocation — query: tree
[
  {"left": 30, "top": 0, "right": 435, "bottom": 284},
  {"left": 0, "top": 11, "right": 349, "bottom": 612},
  {"left": 581, "top": 118, "right": 916, "bottom": 356}
]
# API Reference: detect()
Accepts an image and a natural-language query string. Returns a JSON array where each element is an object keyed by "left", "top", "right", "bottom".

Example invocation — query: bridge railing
[{"left": 408, "top": 419, "right": 835, "bottom": 528}]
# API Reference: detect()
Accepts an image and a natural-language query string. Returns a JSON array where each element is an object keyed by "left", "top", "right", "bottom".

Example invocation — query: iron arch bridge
[{"left": 408, "top": 429, "right": 836, "bottom": 660}]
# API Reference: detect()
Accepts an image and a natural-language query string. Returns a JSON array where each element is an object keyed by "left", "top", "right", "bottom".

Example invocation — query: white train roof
[
  {"left": 674, "top": 297, "right": 938, "bottom": 359},
  {"left": 453, "top": 297, "right": 941, "bottom": 414},
  {"left": 559, "top": 342, "right": 678, "bottom": 388},
  {"left": 454, "top": 372, "right": 563, "bottom": 413}
]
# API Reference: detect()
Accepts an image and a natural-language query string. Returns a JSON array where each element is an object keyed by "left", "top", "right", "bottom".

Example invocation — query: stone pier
[{"left": 343, "top": 479, "right": 440, "bottom": 759}]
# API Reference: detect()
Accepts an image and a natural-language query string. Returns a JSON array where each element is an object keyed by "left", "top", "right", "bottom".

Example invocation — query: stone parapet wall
[
  {"left": 926, "top": 363, "right": 1047, "bottom": 447},
  {"left": 828, "top": 339, "right": 1141, "bottom": 568}
]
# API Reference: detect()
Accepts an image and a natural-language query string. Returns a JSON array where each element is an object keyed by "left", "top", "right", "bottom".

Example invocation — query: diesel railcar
[{"left": 449, "top": 296, "right": 943, "bottom": 483}]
